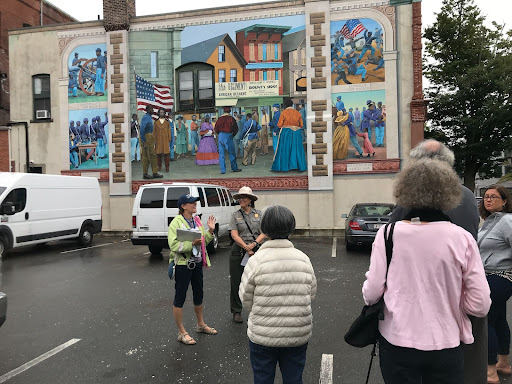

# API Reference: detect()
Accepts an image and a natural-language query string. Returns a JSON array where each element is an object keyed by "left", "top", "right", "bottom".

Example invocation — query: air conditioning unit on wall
[{"left": 36, "top": 110, "right": 50, "bottom": 119}]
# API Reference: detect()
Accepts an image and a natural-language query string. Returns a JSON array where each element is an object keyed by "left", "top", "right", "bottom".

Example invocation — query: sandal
[
  {"left": 177, "top": 332, "right": 196, "bottom": 345},
  {"left": 196, "top": 324, "right": 218, "bottom": 335}
]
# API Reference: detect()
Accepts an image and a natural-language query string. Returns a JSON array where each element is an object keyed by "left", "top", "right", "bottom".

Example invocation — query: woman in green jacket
[{"left": 168, "top": 194, "right": 217, "bottom": 345}]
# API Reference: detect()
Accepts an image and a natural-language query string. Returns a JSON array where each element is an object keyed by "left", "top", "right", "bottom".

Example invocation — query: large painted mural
[
  {"left": 130, "top": 15, "right": 308, "bottom": 181},
  {"left": 330, "top": 18, "right": 384, "bottom": 85}
]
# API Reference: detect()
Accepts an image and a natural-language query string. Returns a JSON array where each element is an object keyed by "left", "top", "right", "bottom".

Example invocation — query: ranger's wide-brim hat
[{"left": 233, "top": 186, "right": 258, "bottom": 201}]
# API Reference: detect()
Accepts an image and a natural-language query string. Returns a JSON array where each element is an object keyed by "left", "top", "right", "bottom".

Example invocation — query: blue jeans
[
  {"left": 217, "top": 132, "right": 239, "bottom": 173},
  {"left": 375, "top": 125, "right": 385, "bottom": 146},
  {"left": 249, "top": 340, "right": 308, "bottom": 384},
  {"left": 349, "top": 136, "right": 363, "bottom": 155},
  {"left": 487, "top": 274, "right": 512, "bottom": 364},
  {"left": 70, "top": 151, "right": 79, "bottom": 167},
  {"left": 190, "top": 130, "right": 199, "bottom": 155},
  {"left": 131, "top": 137, "right": 140, "bottom": 161},
  {"left": 96, "top": 138, "right": 105, "bottom": 158},
  {"left": 95, "top": 68, "right": 104, "bottom": 93},
  {"left": 69, "top": 86, "right": 77, "bottom": 97}
]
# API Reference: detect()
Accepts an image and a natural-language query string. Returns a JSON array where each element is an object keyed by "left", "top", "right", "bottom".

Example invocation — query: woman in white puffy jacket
[{"left": 239, "top": 205, "right": 317, "bottom": 384}]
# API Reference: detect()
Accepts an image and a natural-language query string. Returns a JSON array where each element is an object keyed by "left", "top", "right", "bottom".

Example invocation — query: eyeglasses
[{"left": 483, "top": 195, "right": 502, "bottom": 201}]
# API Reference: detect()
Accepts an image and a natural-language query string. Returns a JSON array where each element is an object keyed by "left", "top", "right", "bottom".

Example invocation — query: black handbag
[{"left": 344, "top": 222, "right": 395, "bottom": 348}]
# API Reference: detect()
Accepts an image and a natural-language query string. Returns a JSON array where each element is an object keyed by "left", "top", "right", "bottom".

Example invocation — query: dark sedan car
[{"left": 343, "top": 203, "right": 395, "bottom": 250}]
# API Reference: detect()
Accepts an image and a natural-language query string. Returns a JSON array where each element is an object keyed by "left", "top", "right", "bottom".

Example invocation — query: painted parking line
[
  {"left": 60, "top": 243, "right": 113, "bottom": 254},
  {"left": 331, "top": 238, "right": 337, "bottom": 258},
  {"left": 60, "top": 238, "right": 131, "bottom": 254},
  {"left": 0, "top": 338, "right": 81, "bottom": 383},
  {"left": 319, "top": 353, "right": 333, "bottom": 384}
]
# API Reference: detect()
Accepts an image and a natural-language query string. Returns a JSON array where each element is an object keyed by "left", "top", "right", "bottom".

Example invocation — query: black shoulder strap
[
  {"left": 383, "top": 222, "right": 396, "bottom": 282},
  {"left": 239, "top": 209, "right": 257, "bottom": 241}
]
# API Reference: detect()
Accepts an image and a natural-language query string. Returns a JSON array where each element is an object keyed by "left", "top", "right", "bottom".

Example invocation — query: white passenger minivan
[
  {"left": 0, "top": 173, "right": 102, "bottom": 257},
  {"left": 131, "top": 182, "right": 237, "bottom": 255}
]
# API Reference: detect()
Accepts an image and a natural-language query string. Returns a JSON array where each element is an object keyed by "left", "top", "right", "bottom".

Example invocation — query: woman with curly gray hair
[{"left": 363, "top": 159, "right": 491, "bottom": 383}]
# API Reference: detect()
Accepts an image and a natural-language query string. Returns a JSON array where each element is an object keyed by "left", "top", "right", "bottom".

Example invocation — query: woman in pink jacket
[{"left": 363, "top": 159, "right": 491, "bottom": 383}]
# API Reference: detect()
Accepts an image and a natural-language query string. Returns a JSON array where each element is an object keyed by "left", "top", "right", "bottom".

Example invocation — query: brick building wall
[{"left": 0, "top": 0, "right": 75, "bottom": 127}]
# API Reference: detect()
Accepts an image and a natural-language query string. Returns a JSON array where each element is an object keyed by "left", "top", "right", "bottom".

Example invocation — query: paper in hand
[
  {"left": 241, "top": 252, "right": 250, "bottom": 267},
  {"left": 177, "top": 228, "right": 202, "bottom": 241}
]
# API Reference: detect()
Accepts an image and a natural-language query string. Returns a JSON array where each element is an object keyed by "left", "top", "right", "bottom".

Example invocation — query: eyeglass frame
[{"left": 483, "top": 195, "right": 502, "bottom": 201}]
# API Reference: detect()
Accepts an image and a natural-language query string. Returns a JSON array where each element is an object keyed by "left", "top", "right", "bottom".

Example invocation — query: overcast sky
[{"left": 47, "top": 0, "right": 510, "bottom": 30}]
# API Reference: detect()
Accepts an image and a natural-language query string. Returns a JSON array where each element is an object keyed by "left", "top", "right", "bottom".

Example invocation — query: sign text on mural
[{"left": 215, "top": 80, "right": 280, "bottom": 99}]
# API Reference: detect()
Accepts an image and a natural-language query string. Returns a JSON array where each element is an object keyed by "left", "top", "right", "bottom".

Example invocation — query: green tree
[{"left": 424, "top": 0, "right": 512, "bottom": 192}]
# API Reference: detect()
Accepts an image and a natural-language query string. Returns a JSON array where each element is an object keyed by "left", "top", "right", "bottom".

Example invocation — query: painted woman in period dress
[
  {"left": 175, "top": 116, "right": 188, "bottom": 159},
  {"left": 333, "top": 111, "right": 350, "bottom": 160},
  {"left": 271, "top": 98, "right": 307, "bottom": 172},
  {"left": 195, "top": 115, "right": 219, "bottom": 165}
]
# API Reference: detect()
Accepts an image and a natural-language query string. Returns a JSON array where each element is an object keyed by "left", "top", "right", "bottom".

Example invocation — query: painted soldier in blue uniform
[
  {"left": 333, "top": 62, "right": 351, "bottom": 85},
  {"left": 358, "top": 29, "right": 376, "bottom": 62},
  {"left": 336, "top": 96, "right": 345, "bottom": 111},
  {"left": 92, "top": 48, "right": 106, "bottom": 96},
  {"left": 343, "top": 109, "right": 364, "bottom": 158},
  {"left": 69, "top": 120, "right": 79, "bottom": 139},
  {"left": 269, "top": 104, "right": 281, "bottom": 153},
  {"left": 343, "top": 51, "right": 368, "bottom": 81},
  {"left": 96, "top": 113, "right": 108, "bottom": 159},
  {"left": 80, "top": 118, "right": 91, "bottom": 143},
  {"left": 361, "top": 101, "right": 379, "bottom": 143},
  {"left": 68, "top": 74, "right": 78, "bottom": 97},
  {"left": 69, "top": 132, "right": 79, "bottom": 168},
  {"left": 90, "top": 117, "right": 98, "bottom": 142}
]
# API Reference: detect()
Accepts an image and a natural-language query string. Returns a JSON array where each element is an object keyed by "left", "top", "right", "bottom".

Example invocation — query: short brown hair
[{"left": 479, "top": 184, "right": 512, "bottom": 219}]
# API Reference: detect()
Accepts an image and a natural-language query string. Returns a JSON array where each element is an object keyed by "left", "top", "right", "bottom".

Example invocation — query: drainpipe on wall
[
  {"left": 40, "top": 0, "right": 43, "bottom": 26},
  {"left": 6, "top": 122, "right": 30, "bottom": 173}
]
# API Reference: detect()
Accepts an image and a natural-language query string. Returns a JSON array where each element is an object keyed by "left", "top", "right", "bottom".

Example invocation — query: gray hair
[
  {"left": 261, "top": 205, "right": 296, "bottom": 240},
  {"left": 394, "top": 159, "right": 462, "bottom": 211},
  {"left": 410, "top": 139, "right": 455, "bottom": 167}
]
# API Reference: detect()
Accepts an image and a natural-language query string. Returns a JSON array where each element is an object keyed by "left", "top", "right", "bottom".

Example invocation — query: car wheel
[
  {"left": 0, "top": 236, "right": 7, "bottom": 258},
  {"left": 149, "top": 245, "right": 163, "bottom": 255},
  {"left": 206, "top": 229, "right": 218, "bottom": 255},
  {"left": 79, "top": 225, "right": 94, "bottom": 246}
]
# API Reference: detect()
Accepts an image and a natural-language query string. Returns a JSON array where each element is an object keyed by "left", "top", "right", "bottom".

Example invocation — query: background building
[{"left": 282, "top": 28, "right": 307, "bottom": 105}]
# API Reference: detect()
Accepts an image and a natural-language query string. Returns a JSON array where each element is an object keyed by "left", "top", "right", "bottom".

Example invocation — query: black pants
[
  {"left": 173, "top": 264, "right": 203, "bottom": 308},
  {"left": 379, "top": 336, "right": 464, "bottom": 384},
  {"left": 230, "top": 244, "right": 245, "bottom": 313},
  {"left": 487, "top": 274, "right": 512, "bottom": 364},
  {"left": 464, "top": 315, "right": 487, "bottom": 384}
]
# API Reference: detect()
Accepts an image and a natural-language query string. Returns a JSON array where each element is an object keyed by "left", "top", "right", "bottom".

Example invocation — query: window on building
[
  {"left": 3, "top": 188, "right": 27, "bottom": 213},
  {"left": 263, "top": 71, "right": 267, "bottom": 81},
  {"left": 218, "top": 45, "right": 225, "bottom": 62},
  {"left": 250, "top": 71, "right": 255, "bottom": 81},
  {"left": 278, "top": 70, "right": 282, "bottom": 87},
  {"left": 140, "top": 188, "right": 164, "bottom": 209},
  {"left": 230, "top": 69, "right": 237, "bottom": 82},
  {"left": 262, "top": 44, "right": 267, "bottom": 61},
  {"left": 301, "top": 48, "right": 306, "bottom": 65},
  {"left": 269, "top": 71, "right": 275, "bottom": 80},
  {"left": 277, "top": 44, "right": 281, "bottom": 60},
  {"left": 293, "top": 51, "right": 298, "bottom": 66},
  {"left": 258, "top": 44, "right": 263, "bottom": 60},
  {"left": 150, "top": 51, "right": 158, "bottom": 78},
  {"left": 198, "top": 70, "right": 214, "bottom": 109},
  {"left": 258, "top": 71, "right": 263, "bottom": 81},
  {"left": 179, "top": 71, "right": 194, "bottom": 110},
  {"left": 219, "top": 69, "right": 226, "bottom": 83},
  {"left": 33, "top": 74, "right": 51, "bottom": 120},
  {"left": 275, "top": 44, "right": 279, "bottom": 60},
  {"left": 204, "top": 188, "right": 220, "bottom": 207},
  {"left": 270, "top": 44, "right": 275, "bottom": 60},
  {"left": 249, "top": 43, "right": 255, "bottom": 61},
  {"left": 267, "top": 44, "right": 271, "bottom": 61}
]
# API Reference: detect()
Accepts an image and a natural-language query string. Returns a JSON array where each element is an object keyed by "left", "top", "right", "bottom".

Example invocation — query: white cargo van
[
  {"left": 131, "top": 182, "right": 237, "bottom": 255},
  {"left": 0, "top": 173, "right": 102, "bottom": 257}
]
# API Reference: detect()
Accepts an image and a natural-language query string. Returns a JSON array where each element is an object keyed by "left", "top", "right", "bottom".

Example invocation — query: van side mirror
[
  {"left": 341, "top": 213, "right": 348, "bottom": 218},
  {"left": 1, "top": 202, "right": 15, "bottom": 215}
]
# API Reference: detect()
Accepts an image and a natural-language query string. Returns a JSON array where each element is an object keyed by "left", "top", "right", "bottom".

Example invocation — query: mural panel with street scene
[
  {"left": 130, "top": 15, "right": 310, "bottom": 182},
  {"left": 68, "top": 44, "right": 108, "bottom": 103},
  {"left": 330, "top": 18, "right": 385, "bottom": 86}
]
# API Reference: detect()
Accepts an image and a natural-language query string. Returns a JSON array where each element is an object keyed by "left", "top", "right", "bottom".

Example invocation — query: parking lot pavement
[{"left": 0, "top": 236, "right": 505, "bottom": 383}]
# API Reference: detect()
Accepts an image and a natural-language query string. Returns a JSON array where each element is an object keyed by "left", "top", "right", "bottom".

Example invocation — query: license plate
[{"left": 373, "top": 224, "right": 384, "bottom": 229}]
